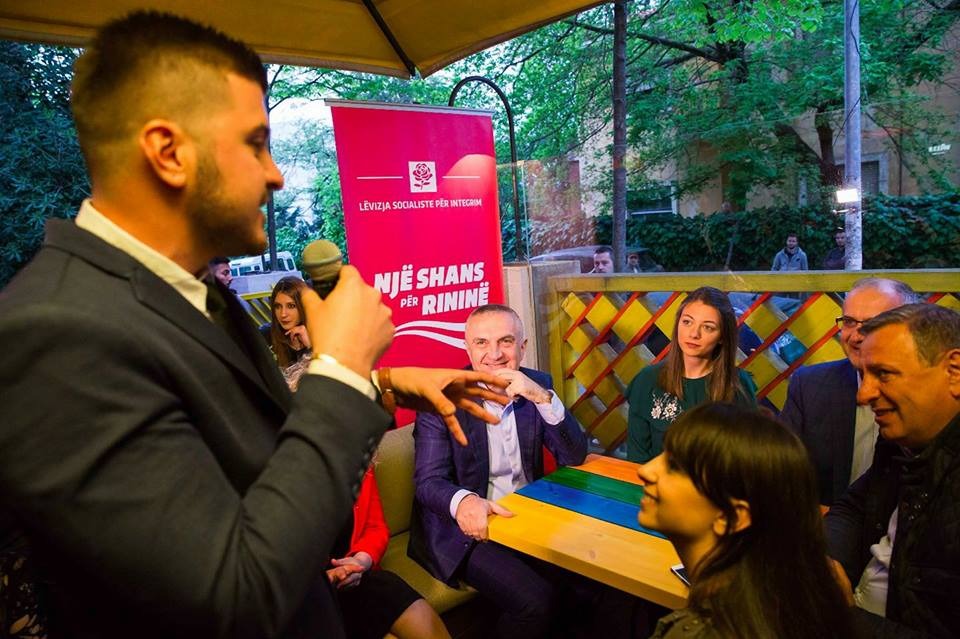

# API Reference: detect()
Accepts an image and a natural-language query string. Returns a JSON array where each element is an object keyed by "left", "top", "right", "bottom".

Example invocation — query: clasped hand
[
  {"left": 455, "top": 494, "right": 514, "bottom": 542},
  {"left": 326, "top": 552, "right": 373, "bottom": 589},
  {"left": 492, "top": 368, "right": 552, "bottom": 404}
]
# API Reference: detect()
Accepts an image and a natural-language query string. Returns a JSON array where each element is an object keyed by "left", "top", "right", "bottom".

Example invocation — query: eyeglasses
[{"left": 835, "top": 316, "right": 868, "bottom": 330}]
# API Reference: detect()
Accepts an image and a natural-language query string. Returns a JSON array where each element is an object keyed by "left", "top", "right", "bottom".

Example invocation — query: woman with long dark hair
[
  {"left": 267, "top": 281, "right": 449, "bottom": 639},
  {"left": 639, "top": 403, "right": 855, "bottom": 639},
  {"left": 268, "top": 276, "right": 312, "bottom": 390},
  {"left": 626, "top": 286, "right": 756, "bottom": 462}
]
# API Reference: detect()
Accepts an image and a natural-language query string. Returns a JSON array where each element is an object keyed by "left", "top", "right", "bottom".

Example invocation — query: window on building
[
  {"left": 628, "top": 181, "right": 678, "bottom": 215},
  {"left": 834, "top": 160, "right": 880, "bottom": 195}
]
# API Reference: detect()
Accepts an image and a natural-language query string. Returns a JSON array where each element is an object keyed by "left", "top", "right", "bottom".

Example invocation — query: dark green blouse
[{"left": 626, "top": 362, "right": 757, "bottom": 463}]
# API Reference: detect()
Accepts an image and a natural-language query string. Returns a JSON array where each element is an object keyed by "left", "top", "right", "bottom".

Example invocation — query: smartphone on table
[{"left": 671, "top": 563, "right": 691, "bottom": 587}]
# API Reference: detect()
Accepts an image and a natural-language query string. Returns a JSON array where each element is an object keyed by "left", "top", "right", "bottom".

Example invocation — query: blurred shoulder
[
  {"left": 650, "top": 607, "right": 718, "bottom": 639},
  {"left": 793, "top": 358, "right": 853, "bottom": 382},
  {"left": 629, "top": 362, "right": 664, "bottom": 389}
]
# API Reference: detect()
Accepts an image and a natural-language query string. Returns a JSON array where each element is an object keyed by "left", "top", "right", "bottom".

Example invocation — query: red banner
[{"left": 329, "top": 101, "right": 504, "bottom": 414}]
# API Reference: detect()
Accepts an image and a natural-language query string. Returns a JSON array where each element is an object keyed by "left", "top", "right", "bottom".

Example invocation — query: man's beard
[{"left": 186, "top": 152, "right": 267, "bottom": 258}]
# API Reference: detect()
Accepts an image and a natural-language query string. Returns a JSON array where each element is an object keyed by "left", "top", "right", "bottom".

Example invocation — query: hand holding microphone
[
  {"left": 299, "top": 241, "right": 394, "bottom": 378},
  {"left": 297, "top": 240, "right": 509, "bottom": 445}
]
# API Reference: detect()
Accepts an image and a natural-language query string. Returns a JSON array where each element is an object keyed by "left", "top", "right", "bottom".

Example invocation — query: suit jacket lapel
[
  {"left": 834, "top": 359, "right": 860, "bottom": 489},
  {"left": 221, "top": 282, "right": 291, "bottom": 410},
  {"left": 45, "top": 220, "right": 288, "bottom": 413},
  {"left": 131, "top": 268, "right": 286, "bottom": 411},
  {"left": 514, "top": 398, "right": 539, "bottom": 482},
  {"left": 464, "top": 409, "right": 490, "bottom": 491}
]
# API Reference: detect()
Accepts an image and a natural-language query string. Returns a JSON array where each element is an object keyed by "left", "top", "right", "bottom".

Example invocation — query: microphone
[{"left": 301, "top": 240, "right": 342, "bottom": 299}]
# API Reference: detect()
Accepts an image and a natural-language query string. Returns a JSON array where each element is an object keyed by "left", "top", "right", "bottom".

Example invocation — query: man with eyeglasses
[{"left": 780, "top": 278, "right": 919, "bottom": 506}]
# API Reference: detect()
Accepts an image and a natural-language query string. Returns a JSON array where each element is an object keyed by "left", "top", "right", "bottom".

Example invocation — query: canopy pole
[
  {"left": 361, "top": 0, "right": 417, "bottom": 77},
  {"left": 448, "top": 76, "right": 525, "bottom": 260}
]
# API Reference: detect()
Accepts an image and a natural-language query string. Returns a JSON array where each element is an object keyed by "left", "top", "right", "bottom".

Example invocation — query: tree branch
[{"left": 565, "top": 19, "right": 720, "bottom": 62}]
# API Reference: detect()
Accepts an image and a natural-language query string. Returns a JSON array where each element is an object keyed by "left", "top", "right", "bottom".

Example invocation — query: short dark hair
[
  {"left": 467, "top": 304, "right": 523, "bottom": 332},
  {"left": 72, "top": 11, "right": 267, "bottom": 175},
  {"left": 594, "top": 246, "right": 613, "bottom": 256},
  {"left": 208, "top": 256, "right": 230, "bottom": 268},
  {"left": 786, "top": 232, "right": 798, "bottom": 240},
  {"left": 861, "top": 303, "right": 960, "bottom": 365},
  {"left": 464, "top": 304, "right": 526, "bottom": 337}
]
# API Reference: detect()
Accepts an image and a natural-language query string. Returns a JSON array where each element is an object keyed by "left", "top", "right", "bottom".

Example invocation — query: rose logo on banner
[{"left": 409, "top": 161, "right": 437, "bottom": 193}]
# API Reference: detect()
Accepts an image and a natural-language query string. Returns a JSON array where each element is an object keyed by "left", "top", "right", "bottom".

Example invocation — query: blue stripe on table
[{"left": 517, "top": 479, "right": 666, "bottom": 539}]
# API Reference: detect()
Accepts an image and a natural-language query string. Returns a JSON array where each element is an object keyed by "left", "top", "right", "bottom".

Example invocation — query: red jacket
[{"left": 346, "top": 467, "right": 389, "bottom": 566}]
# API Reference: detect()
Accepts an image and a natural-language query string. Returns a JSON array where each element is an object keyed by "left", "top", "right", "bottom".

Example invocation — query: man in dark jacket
[
  {"left": 410, "top": 304, "right": 588, "bottom": 639},
  {"left": 825, "top": 303, "right": 960, "bottom": 638},
  {"left": 0, "top": 12, "right": 503, "bottom": 639},
  {"left": 780, "top": 278, "right": 917, "bottom": 505}
]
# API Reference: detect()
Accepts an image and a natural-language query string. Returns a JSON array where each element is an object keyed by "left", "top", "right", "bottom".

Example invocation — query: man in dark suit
[
  {"left": 0, "top": 12, "right": 503, "bottom": 639},
  {"left": 780, "top": 278, "right": 917, "bottom": 505},
  {"left": 409, "top": 304, "right": 588, "bottom": 639}
]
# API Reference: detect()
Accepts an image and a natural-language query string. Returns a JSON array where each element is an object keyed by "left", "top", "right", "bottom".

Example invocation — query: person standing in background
[{"left": 771, "top": 233, "right": 808, "bottom": 271}]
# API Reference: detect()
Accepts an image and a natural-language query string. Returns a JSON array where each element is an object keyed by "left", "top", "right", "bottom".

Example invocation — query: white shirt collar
[{"left": 75, "top": 199, "right": 210, "bottom": 317}]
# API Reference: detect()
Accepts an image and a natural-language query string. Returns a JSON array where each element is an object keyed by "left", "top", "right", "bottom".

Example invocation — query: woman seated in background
[
  {"left": 626, "top": 286, "right": 756, "bottom": 463},
  {"left": 269, "top": 277, "right": 449, "bottom": 639},
  {"left": 269, "top": 276, "right": 314, "bottom": 391},
  {"left": 638, "top": 403, "right": 854, "bottom": 639}
]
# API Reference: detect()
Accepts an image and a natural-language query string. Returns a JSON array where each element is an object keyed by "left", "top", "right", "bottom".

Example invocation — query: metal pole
[
  {"left": 449, "top": 76, "right": 525, "bottom": 261},
  {"left": 266, "top": 191, "right": 277, "bottom": 272},
  {"left": 612, "top": 0, "right": 628, "bottom": 272},
  {"left": 843, "top": 0, "right": 863, "bottom": 270}
]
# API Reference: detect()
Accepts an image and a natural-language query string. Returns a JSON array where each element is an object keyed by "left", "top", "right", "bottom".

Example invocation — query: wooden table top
[{"left": 488, "top": 454, "right": 688, "bottom": 609}]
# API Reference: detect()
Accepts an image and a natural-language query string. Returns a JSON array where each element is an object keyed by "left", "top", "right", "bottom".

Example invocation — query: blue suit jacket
[
  {"left": 780, "top": 358, "right": 859, "bottom": 505},
  {"left": 407, "top": 367, "right": 587, "bottom": 584}
]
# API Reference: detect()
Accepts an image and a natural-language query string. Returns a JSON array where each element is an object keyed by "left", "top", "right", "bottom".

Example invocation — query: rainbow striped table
[{"left": 487, "top": 454, "right": 688, "bottom": 609}]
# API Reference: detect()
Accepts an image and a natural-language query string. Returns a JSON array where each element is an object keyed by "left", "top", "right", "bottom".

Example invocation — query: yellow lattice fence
[{"left": 546, "top": 270, "right": 960, "bottom": 453}]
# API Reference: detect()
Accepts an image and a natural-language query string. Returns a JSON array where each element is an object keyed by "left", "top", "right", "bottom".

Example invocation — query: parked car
[{"left": 529, "top": 245, "right": 663, "bottom": 273}]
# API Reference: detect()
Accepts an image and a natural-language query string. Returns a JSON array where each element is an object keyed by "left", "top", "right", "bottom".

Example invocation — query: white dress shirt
[
  {"left": 75, "top": 199, "right": 374, "bottom": 399},
  {"left": 449, "top": 390, "right": 566, "bottom": 518},
  {"left": 850, "top": 372, "right": 880, "bottom": 484}
]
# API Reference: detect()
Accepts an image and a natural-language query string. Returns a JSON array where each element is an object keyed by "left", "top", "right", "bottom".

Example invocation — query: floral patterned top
[{"left": 626, "top": 362, "right": 757, "bottom": 463}]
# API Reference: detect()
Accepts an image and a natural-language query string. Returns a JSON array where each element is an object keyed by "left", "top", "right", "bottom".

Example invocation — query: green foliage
[
  {"left": 629, "top": 192, "right": 960, "bottom": 271},
  {"left": 615, "top": 0, "right": 958, "bottom": 208},
  {"left": 0, "top": 43, "right": 88, "bottom": 288}
]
